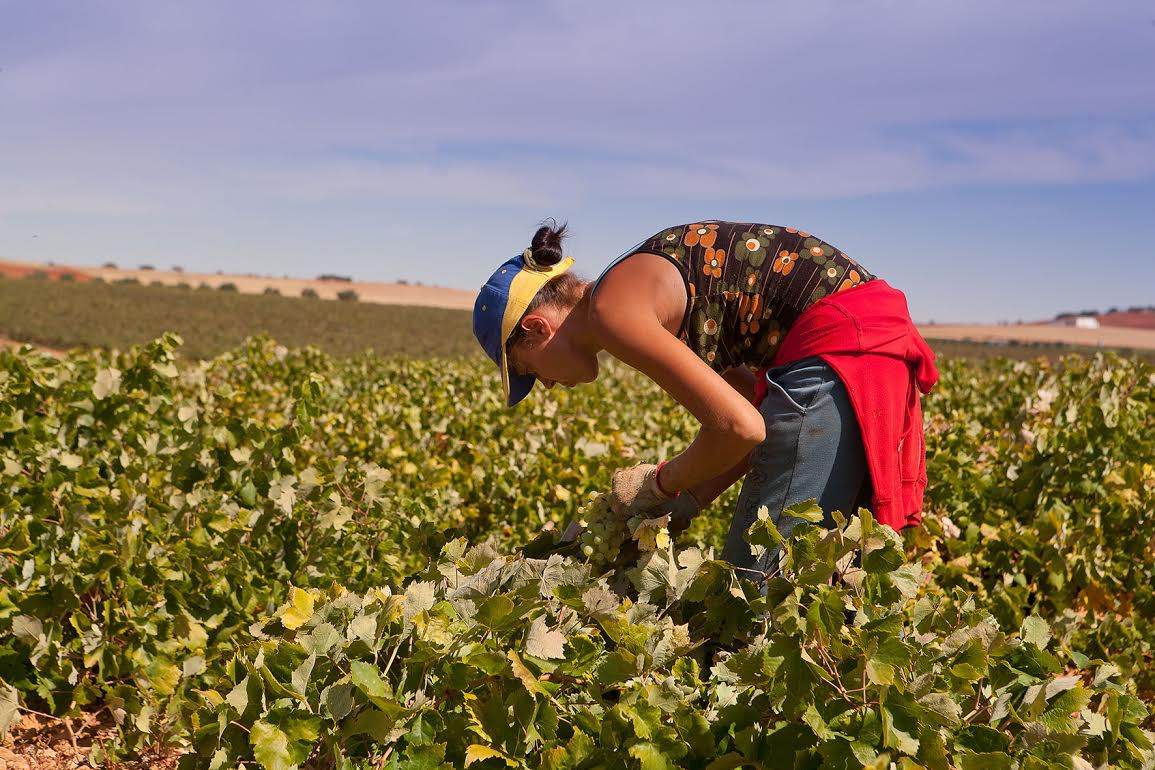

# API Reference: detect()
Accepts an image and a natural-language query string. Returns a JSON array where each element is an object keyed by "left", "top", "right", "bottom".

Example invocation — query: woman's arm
[
  {"left": 683, "top": 366, "right": 759, "bottom": 507},
  {"left": 586, "top": 252, "right": 766, "bottom": 494}
]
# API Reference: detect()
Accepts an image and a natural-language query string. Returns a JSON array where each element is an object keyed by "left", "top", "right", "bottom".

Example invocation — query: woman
[{"left": 473, "top": 219, "right": 938, "bottom": 573}]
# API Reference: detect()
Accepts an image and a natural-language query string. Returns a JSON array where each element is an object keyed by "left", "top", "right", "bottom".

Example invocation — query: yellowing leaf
[
  {"left": 506, "top": 650, "right": 549, "bottom": 698},
  {"left": 525, "top": 616, "right": 566, "bottom": 660},
  {"left": 464, "top": 744, "right": 518, "bottom": 767},
  {"left": 280, "top": 586, "right": 315, "bottom": 630},
  {"left": 402, "top": 581, "right": 437, "bottom": 622},
  {"left": 92, "top": 367, "right": 122, "bottom": 400}
]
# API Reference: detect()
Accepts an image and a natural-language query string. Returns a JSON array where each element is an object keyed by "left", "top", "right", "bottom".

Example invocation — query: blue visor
[{"left": 473, "top": 252, "right": 575, "bottom": 407}]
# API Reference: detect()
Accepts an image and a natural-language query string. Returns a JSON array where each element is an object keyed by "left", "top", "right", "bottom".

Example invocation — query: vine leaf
[{"left": 525, "top": 616, "right": 566, "bottom": 660}]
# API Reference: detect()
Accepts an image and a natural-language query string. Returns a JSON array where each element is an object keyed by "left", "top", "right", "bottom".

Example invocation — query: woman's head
[{"left": 472, "top": 219, "right": 601, "bottom": 407}]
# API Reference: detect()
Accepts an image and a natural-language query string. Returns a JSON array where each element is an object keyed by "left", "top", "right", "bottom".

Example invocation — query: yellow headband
[{"left": 499, "top": 255, "right": 575, "bottom": 402}]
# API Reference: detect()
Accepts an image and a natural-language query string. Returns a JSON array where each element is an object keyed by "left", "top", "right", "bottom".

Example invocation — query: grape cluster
[
  {"left": 576, "top": 491, "right": 630, "bottom": 564},
  {"left": 574, "top": 491, "right": 671, "bottom": 568}
]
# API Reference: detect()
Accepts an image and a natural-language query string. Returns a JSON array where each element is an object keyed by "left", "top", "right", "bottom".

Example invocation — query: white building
[{"left": 1054, "top": 315, "right": 1101, "bottom": 329}]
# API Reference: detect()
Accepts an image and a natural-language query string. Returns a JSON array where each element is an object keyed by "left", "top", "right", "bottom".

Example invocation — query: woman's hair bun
[{"left": 525, "top": 219, "right": 568, "bottom": 269}]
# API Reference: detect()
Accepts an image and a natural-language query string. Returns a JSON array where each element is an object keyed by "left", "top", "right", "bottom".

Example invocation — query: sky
[{"left": 1, "top": 0, "right": 1153, "bottom": 323}]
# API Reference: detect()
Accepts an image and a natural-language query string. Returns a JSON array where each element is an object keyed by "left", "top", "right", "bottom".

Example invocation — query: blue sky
[{"left": 1, "top": 0, "right": 1152, "bottom": 322}]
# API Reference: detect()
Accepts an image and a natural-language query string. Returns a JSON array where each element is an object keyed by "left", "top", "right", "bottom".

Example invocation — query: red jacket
[{"left": 752, "top": 280, "right": 938, "bottom": 531}]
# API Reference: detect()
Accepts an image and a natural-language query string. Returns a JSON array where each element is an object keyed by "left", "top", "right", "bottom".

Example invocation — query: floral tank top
[{"left": 591, "top": 221, "right": 875, "bottom": 372}]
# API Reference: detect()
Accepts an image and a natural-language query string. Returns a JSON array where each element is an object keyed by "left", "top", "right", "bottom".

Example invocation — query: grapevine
[{"left": 0, "top": 337, "right": 1151, "bottom": 769}]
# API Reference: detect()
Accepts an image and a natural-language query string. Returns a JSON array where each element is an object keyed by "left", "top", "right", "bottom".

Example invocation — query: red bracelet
[{"left": 654, "top": 460, "right": 676, "bottom": 499}]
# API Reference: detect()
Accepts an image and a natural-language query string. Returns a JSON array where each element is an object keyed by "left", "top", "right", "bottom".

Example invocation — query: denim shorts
[{"left": 721, "top": 356, "right": 869, "bottom": 574}]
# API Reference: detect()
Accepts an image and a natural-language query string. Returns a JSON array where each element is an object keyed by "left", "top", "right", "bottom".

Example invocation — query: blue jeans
[{"left": 721, "top": 356, "right": 869, "bottom": 574}]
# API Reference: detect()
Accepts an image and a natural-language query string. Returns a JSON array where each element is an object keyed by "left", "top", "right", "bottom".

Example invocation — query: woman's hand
[
  {"left": 609, "top": 463, "right": 675, "bottom": 516},
  {"left": 655, "top": 491, "right": 703, "bottom": 536}
]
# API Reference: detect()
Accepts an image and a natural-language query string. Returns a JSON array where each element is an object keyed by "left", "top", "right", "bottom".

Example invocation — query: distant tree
[
  {"left": 59, "top": 272, "right": 76, "bottom": 282},
  {"left": 264, "top": 286, "right": 281, "bottom": 296},
  {"left": 150, "top": 280, "right": 164, "bottom": 287},
  {"left": 102, "top": 262, "right": 118, "bottom": 269},
  {"left": 301, "top": 287, "right": 319, "bottom": 299},
  {"left": 115, "top": 277, "right": 140, "bottom": 286},
  {"left": 176, "top": 282, "right": 191, "bottom": 290},
  {"left": 218, "top": 282, "right": 239, "bottom": 292},
  {"left": 172, "top": 265, "right": 184, "bottom": 273},
  {"left": 140, "top": 264, "right": 155, "bottom": 271},
  {"left": 318, "top": 274, "right": 353, "bottom": 282},
  {"left": 197, "top": 282, "right": 213, "bottom": 291},
  {"left": 337, "top": 289, "right": 359, "bottom": 302},
  {"left": 397, "top": 279, "right": 409, "bottom": 285},
  {"left": 1106, "top": 306, "right": 1119, "bottom": 315}
]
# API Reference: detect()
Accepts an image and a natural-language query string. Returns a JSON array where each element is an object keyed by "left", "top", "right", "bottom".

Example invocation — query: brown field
[
  {"left": 920, "top": 323, "right": 1155, "bottom": 351},
  {"left": 0, "top": 261, "right": 93, "bottom": 281},
  {"left": 0, "top": 259, "right": 476, "bottom": 309},
  {"left": 1097, "top": 310, "right": 1155, "bottom": 329}
]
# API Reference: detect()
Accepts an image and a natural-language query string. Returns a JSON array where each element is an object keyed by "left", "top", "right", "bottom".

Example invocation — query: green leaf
[
  {"left": 290, "top": 653, "right": 315, "bottom": 697},
  {"left": 595, "top": 650, "right": 640, "bottom": 685},
  {"left": 783, "top": 499, "right": 826, "bottom": 523},
  {"left": 226, "top": 674, "right": 255, "bottom": 716},
  {"left": 323, "top": 683, "right": 354, "bottom": 720},
  {"left": 345, "top": 706, "right": 405, "bottom": 741},
  {"left": 881, "top": 703, "right": 920, "bottom": 756},
  {"left": 917, "top": 692, "right": 962, "bottom": 727},
  {"left": 954, "top": 725, "right": 1009, "bottom": 754},
  {"left": 949, "top": 637, "right": 988, "bottom": 681},
  {"left": 0, "top": 680, "right": 19, "bottom": 736},
  {"left": 251, "top": 719, "right": 294, "bottom": 770},
  {"left": 1020, "top": 615, "right": 1051, "bottom": 648},
  {"left": 629, "top": 742, "right": 676, "bottom": 770},
  {"left": 476, "top": 595, "right": 515, "bottom": 629},
  {"left": 350, "top": 660, "right": 392, "bottom": 707},
  {"left": 957, "top": 752, "right": 1011, "bottom": 770},
  {"left": 249, "top": 715, "right": 320, "bottom": 770}
]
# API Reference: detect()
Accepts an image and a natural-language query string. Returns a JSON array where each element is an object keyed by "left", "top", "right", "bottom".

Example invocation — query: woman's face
[{"left": 508, "top": 306, "right": 599, "bottom": 390}]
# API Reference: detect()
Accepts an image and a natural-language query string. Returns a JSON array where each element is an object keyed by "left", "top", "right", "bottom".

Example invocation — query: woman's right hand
[{"left": 609, "top": 463, "right": 675, "bottom": 517}]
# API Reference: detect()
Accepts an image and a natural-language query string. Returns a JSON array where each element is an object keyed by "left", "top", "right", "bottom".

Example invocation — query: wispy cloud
[{"left": 2, "top": 0, "right": 1152, "bottom": 216}]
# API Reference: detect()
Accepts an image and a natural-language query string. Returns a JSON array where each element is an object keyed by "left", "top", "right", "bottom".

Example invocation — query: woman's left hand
[{"left": 610, "top": 463, "right": 676, "bottom": 516}]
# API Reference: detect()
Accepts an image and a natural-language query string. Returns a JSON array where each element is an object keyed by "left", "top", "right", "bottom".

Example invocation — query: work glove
[{"left": 609, "top": 462, "right": 676, "bottom": 517}]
